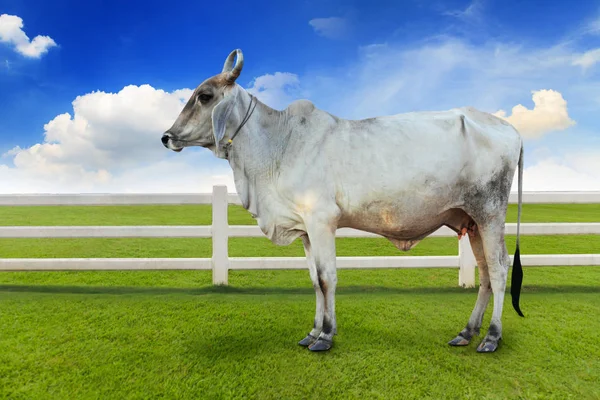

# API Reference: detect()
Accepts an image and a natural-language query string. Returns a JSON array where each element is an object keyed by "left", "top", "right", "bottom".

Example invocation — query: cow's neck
[{"left": 225, "top": 90, "right": 291, "bottom": 216}]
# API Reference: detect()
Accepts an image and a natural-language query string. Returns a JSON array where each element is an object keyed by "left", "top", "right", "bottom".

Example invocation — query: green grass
[
  {"left": 0, "top": 203, "right": 599, "bottom": 398},
  {"left": 1, "top": 203, "right": 599, "bottom": 226},
  {"left": 0, "top": 204, "right": 256, "bottom": 226},
  {"left": 0, "top": 268, "right": 598, "bottom": 399},
  {"left": 1, "top": 235, "right": 599, "bottom": 258}
]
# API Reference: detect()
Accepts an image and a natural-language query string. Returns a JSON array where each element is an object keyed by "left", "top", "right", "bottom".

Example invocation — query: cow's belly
[
  {"left": 338, "top": 197, "right": 472, "bottom": 252},
  {"left": 340, "top": 209, "right": 447, "bottom": 239},
  {"left": 337, "top": 194, "right": 462, "bottom": 240}
]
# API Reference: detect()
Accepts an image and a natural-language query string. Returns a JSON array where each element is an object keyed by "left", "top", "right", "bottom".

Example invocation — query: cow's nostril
[{"left": 161, "top": 134, "right": 170, "bottom": 145}]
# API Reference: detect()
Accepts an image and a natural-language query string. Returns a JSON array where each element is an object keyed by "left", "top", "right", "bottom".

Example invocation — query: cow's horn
[{"left": 225, "top": 49, "right": 244, "bottom": 83}]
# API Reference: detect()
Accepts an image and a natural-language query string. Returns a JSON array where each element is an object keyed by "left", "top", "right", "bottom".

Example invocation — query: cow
[{"left": 161, "top": 49, "right": 524, "bottom": 353}]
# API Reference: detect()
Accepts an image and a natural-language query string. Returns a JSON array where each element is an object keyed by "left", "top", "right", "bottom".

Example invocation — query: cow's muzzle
[{"left": 161, "top": 132, "right": 183, "bottom": 152}]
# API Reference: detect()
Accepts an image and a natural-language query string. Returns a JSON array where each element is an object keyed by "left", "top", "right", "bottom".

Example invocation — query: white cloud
[
  {"left": 0, "top": 14, "right": 57, "bottom": 58},
  {"left": 2, "top": 146, "right": 23, "bottom": 157},
  {"left": 581, "top": 15, "right": 600, "bottom": 35},
  {"left": 97, "top": 156, "right": 234, "bottom": 194},
  {"left": 444, "top": 0, "right": 485, "bottom": 22},
  {"left": 358, "top": 43, "right": 388, "bottom": 58},
  {"left": 493, "top": 89, "right": 576, "bottom": 139},
  {"left": 8, "top": 85, "right": 194, "bottom": 173},
  {"left": 246, "top": 72, "right": 301, "bottom": 110},
  {"left": 0, "top": 84, "right": 240, "bottom": 194},
  {"left": 0, "top": 155, "right": 236, "bottom": 194},
  {"left": 309, "top": 17, "right": 349, "bottom": 39},
  {"left": 291, "top": 36, "right": 596, "bottom": 126},
  {"left": 572, "top": 48, "right": 600, "bottom": 70},
  {"left": 520, "top": 150, "right": 600, "bottom": 191}
]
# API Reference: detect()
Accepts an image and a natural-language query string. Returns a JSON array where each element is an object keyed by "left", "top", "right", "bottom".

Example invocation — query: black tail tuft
[{"left": 511, "top": 245, "right": 524, "bottom": 317}]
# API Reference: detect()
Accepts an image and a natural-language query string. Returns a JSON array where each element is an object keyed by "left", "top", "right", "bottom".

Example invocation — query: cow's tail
[{"left": 511, "top": 142, "right": 525, "bottom": 317}]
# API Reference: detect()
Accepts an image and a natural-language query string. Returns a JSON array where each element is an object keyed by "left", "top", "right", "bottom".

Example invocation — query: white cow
[{"left": 162, "top": 49, "right": 524, "bottom": 353}]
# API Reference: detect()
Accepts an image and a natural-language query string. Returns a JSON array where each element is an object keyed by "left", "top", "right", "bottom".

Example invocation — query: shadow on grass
[{"left": 0, "top": 284, "right": 597, "bottom": 296}]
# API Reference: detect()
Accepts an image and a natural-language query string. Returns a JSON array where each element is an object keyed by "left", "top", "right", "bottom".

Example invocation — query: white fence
[{"left": 1, "top": 186, "right": 599, "bottom": 288}]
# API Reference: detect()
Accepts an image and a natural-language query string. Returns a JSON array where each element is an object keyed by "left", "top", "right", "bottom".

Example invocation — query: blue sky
[{"left": 1, "top": 0, "right": 600, "bottom": 193}]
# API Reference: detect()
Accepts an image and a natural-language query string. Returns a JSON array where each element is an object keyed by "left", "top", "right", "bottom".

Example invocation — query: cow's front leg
[
  {"left": 298, "top": 235, "right": 325, "bottom": 347},
  {"left": 304, "top": 222, "right": 338, "bottom": 352}
]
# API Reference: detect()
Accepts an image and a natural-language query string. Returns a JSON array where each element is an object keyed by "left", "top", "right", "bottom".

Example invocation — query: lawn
[
  {"left": 1, "top": 203, "right": 600, "bottom": 226},
  {"left": 0, "top": 268, "right": 598, "bottom": 399},
  {"left": 0, "top": 203, "right": 599, "bottom": 399}
]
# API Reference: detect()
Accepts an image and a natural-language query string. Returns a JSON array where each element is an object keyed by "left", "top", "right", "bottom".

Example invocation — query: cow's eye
[{"left": 198, "top": 93, "right": 213, "bottom": 103}]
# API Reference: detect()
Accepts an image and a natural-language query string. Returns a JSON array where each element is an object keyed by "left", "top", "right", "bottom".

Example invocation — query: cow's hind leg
[
  {"left": 298, "top": 235, "right": 325, "bottom": 347},
  {"left": 475, "top": 220, "right": 511, "bottom": 353},
  {"left": 448, "top": 227, "right": 492, "bottom": 346}
]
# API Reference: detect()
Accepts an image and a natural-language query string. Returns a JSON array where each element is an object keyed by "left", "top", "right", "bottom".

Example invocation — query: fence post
[
  {"left": 458, "top": 236, "right": 476, "bottom": 288},
  {"left": 212, "top": 185, "right": 229, "bottom": 285}
]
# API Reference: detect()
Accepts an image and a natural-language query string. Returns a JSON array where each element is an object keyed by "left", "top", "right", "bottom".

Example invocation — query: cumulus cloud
[
  {"left": 0, "top": 14, "right": 57, "bottom": 58},
  {"left": 0, "top": 84, "right": 239, "bottom": 194},
  {"left": 309, "top": 17, "right": 349, "bottom": 39},
  {"left": 493, "top": 89, "right": 576, "bottom": 139},
  {"left": 572, "top": 48, "right": 600, "bottom": 70},
  {"left": 0, "top": 156, "right": 235, "bottom": 194},
  {"left": 9, "top": 85, "right": 194, "bottom": 173},
  {"left": 246, "top": 72, "right": 301, "bottom": 110},
  {"left": 520, "top": 150, "right": 600, "bottom": 191}
]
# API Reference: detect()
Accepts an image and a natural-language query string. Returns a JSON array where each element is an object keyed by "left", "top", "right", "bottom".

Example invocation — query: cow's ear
[{"left": 211, "top": 93, "right": 237, "bottom": 145}]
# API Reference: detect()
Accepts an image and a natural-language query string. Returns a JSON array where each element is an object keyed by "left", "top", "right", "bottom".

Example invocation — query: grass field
[
  {"left": 2, "top": 203, "right": 600, "bottom": 226},
  {"left": 0, "top": 203, "right": 599, "bottom": 399}
]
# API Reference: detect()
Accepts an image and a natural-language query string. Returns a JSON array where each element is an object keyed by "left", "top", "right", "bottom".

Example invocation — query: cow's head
[{"left": 161, "top": 49, "right": 245, "bottom": 155}]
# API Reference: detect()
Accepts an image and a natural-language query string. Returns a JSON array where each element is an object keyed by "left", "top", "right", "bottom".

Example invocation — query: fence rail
[
  {"left": 1, "top": 186, "right": 599, "bottom": 288},
  {"left": 2, "top": 254, "right": 597, "bottom": 271}
]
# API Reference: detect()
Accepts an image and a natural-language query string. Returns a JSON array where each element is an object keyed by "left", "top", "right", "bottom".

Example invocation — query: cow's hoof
[
  {"left": 448, "top": 335, "right": 471, "bottom": 346},
  {"left": 298, "top": 334, "right": 318, "bottom": 347},
  {"left": 308, "top": 338, "right": 333, "bottom": 352},
  {"left": 476, "top": 338, "right": 500, "bottom": 353}
]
